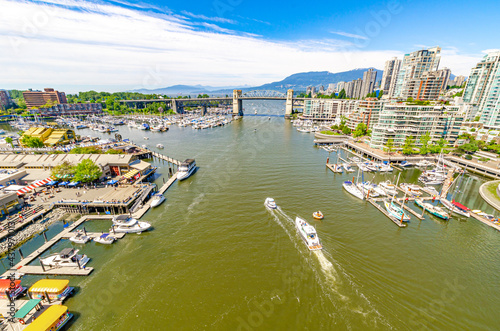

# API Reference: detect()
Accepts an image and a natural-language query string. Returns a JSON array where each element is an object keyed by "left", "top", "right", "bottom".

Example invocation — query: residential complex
[
  {"left": 360, "top": 69, "right": 378, "bottom": 98},
  {"left": 393, "top": 47, "right": 441, "bottom": 99},
  {"left": 380, "top": 57, "right": 401, "bottom": 98},
  {"left": 370, "top": 103, "right": 465, "bottom": 150},
  {"left": 31, "top": 102, "right": 103, "bottom": 116},
  {"left": 302, "top": 99, "right": 357, "bottom": 120},
  {"left": 463, "top": 51, "right": 500, "bottom": 127},
  {"left": 23, "top": 88, "right": 67, "bottom": 109}
]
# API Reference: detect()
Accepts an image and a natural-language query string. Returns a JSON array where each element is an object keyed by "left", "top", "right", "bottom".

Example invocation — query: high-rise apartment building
[
  {"left": 336, "top": 82, "right": 346, "bottom": 93},
  {"left": 455, "top": 75, "right": 466, "bottom": 87},
  {"left": 404, "top": 69, "right": 447, "bottom": 101},
  {"left": 463, "top": 51, "right": 500, "bottom": 127},
  {"left": 439, "top": 68, "right": 451, "bottom": 90},
  {"left": 23, "top": 88, "right": 67, "bottom": 109},
  {"left": 0, "top": 90, "right": 12, "bottom": 110},
  {"left": 360, "top": 69, "right": 378, "bottom": 98},
  {"left": 352, "top": 78, "right": 363, "bottom": 99},
  {"left": 393, "top": 47, "right": 441, "bottom": 99}
]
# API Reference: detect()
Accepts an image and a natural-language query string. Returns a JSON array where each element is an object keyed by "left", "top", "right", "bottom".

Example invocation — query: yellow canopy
[
  {"left": 123, "top": 169, "right": 139, "bottom": 179},
  {"left": 24, "top": 305, "right": 68, "bottom": 331},
  {"left": 29, "top": 279, "right": 69, "bottom": 294}
]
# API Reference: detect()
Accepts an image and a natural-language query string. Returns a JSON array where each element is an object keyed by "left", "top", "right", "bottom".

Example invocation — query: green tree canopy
[
  {"left": 402, "top": 135, "right": 416, "bottom": 155},
  {"left": 419, "top": 132, "right": 431, "bottom": 154},
  {"left": 73, "top": 159, "right": 102, "bottom": 183},
  {"left": 51, "top": 161, "right": 75, "bottom": 178},
  {"left": 385, "top": 138, "right": 395, "bottom": 154},
  {"left": 21, "top": 135, "right": 44, "bottom": 148}
]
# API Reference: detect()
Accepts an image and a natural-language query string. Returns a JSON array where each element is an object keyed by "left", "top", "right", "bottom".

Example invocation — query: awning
[
  {"left": 123, "top": 169, "right": 139, "bottom": 179},
  {"left": 29, "top": 279, "right": 69, "bottom": 294},
  {"left": 45, "top": 180, "right": 58, "bottom": 186},
  {"left": 23, "top": 305, "right": 70, "bottom": 331},
  {"left": 59, "top": 181, "right": 70, "bottom": 186},
  {"left": 452, "top": 200, "right": 469, "bottom": 211},
  {"left": 14, "top": 299, "right": 42, "bottom": 319},
  {"left": 67, "top": 181, "right": 80, "bottom": 187},
  {"left": 0, "top": 279, "right": 21, "bottom": 291},
  {"left": 16, "top": 177, "right": 54, "bottom": 195},
  {"left": 106, "top": 180, "right": 118, "bottom": 185}
]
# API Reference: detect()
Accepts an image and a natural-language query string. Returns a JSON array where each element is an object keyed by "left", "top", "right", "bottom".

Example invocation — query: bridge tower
[
  {"left": 285, "top": 89, "right": 294, "bottom": 118},
  {"left": 171, "top": 99, "right": 178, "bottom": 114},
  {"left": 232, "top": 90, "right": 243, "bottom": 116}
]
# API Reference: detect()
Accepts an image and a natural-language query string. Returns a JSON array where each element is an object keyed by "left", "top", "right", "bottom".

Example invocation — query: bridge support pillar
[
  {"left": 233, "top": 90, "right": 243, "bottom": 117},
  {"left": 201, "top": 105, "right": 207, "bottom": 116},
  {"left": 285, "top": 89, "right": 294, "bottom": 118},
  {"left": 171, "top": 99, "right": 178, "bottom": 114}
]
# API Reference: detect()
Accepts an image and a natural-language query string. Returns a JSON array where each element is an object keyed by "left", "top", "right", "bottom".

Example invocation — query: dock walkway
[
  {"left": 368, "top": 199, "right": 407, "bottom": 227},
  {"left": 2, "top": 215, "right": 114, "bottom": 277},
  {"left": 150, "top": 152, "right": 182, "bottom": 166}
]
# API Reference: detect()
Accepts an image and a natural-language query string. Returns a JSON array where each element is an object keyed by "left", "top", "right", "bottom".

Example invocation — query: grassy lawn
[
  {"left": 320, "top": 130, "right": 334, "bottom": 135},
  {"left": 486, "top": 181, "right": 500, "bottom": 198}
]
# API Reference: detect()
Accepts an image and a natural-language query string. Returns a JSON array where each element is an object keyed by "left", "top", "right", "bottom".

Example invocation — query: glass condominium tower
[{"left": 392, "top": 46, "right": 441, "bottom": 99}]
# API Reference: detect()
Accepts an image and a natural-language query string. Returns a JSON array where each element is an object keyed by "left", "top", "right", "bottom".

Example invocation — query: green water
[{"left": 3, "top": 102, "right": 500, "bottom": 330}]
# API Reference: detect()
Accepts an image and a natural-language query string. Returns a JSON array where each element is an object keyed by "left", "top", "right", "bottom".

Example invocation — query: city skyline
[{"left": 1, "top": 0, "right": 499, "bottom": 93}]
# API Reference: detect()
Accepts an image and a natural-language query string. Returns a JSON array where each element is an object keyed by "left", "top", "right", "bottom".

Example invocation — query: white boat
[
  {"left": 422, "top": 186, "right": 440, "bottom": 196},
  {"left": 400, "top": 183, "right": 422, "bottom": 197},
  {"left": 379, "top": 181, "right": 398, "bottom": 196},
  {"left": 379, "top": 163, "right": 393, "bottom": 172},
  {"left": 138, "top": 123, "right": 149, "bottom": 130},
  {"left": 264, "top": 197, "right": 277, "bottom": 209},
  {"left": 400, "top": 161, "right": 412, "bottom": 168},
  {"left": 342, "top": 181, "right": 364, "bottom": 200},
  {"left": 415, "top": 199, "right": 449, "bottom": 220},
  {"left": 295, "top": 217, "right": 322, "bottom": 251},
  {"left": 177, "top": 159, "right": 197, "bottom": 181},
  {"left": 156, "top": 144, "right": 164, "bottom": 149},
  {"left": 384, "top": 199, "right": 410, "bottom": 221},
  {"left": 342, "top": 163, "right": 355, "bottom": 172},
  {"left": 440, "top": 199, "right": 470, "bottom": 217},
  {"left": 357, "top": 163, "right": 371, "bottom": 172},
  {"left": 332, "top": 164, "right": 343, "bottom": 173},
  {"left": 112, "top": 215, "right": 152, "bottom": 233},
  {"left": 40, "top": 248, "right": 90, "bottom": 268},
  {"left": 68, "top": 230, "right": 91, "bottom": 244},
  {"left": 361, "top": 182, "right": 386, "bottom": 196},
  {"left": 416, "top": 160, "right": 433, "bottom": 167},
  {"left": 144, "top": 137, "right": 149, "bottom": 140},
  {"left": 357, "top": 182, "right": 380, "bottom": 197},
  {"left": 150, "top": 193, "right": 165, "bottom": 207},
  {"left": 93, "top": 233, "right": 116, "bottom": 244}
]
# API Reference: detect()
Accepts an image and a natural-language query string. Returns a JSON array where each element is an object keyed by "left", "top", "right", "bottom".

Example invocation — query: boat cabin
[
  {"left": 23, "top": 305, "right": 72, "bottom": 331},
  {"left": 0, "top": 279, "right": 26, "bottom": 300},
  {"left": 29, "top": 279, "right": 74, "bottom": 302},
  {"left": 13, "top": 298, "right": 43, "bottom": 325},
  {"left": 179, "top": 159, "right": 196, "bottom": 172}
]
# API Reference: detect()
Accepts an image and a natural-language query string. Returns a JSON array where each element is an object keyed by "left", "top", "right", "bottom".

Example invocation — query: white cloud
[
  {"left": 330, "top": 31, "right": 369, "bottom": 40},
  {"left": 0, "top": 0, "right": 482, "bottom": 92},
  {"left": 181, "top": 11, "right": 236, "bottom": 24}
]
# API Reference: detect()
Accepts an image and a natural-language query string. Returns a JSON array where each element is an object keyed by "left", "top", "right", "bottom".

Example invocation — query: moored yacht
[
  {"left": 384, "top": 199, "right": 410, "bottom": 222},
  {"left": 295, "top": 217, "right": 322, "bottom": 250},
  {"left": 415, "top": 199, "right": 449, "bottom": 220},
  {"left": 440, "top": 199, "right": 470, "bottom": 217},
  {"left": 69, "top": 230, "right": 91, "bottom": 244},
  {"left": 342, "top": 180, "right": 364, "bottom": 200},
  {"left": 40, "top": 248, "right": 90, "bottom": 268},
  {"left": 177, "top": 159, "right": 197, "bottom": 180},
  {"left": 112, "top": 215, "right": 152, "bottom": 233},
  {"left": 379, "top": 181, "right": 398, "bottom": 196},
  {"left": 150, "top": 193, "right": 165, "bottom": 207},
  {"left": 93, "top": 233, "right": 116, "bottom": 244}
]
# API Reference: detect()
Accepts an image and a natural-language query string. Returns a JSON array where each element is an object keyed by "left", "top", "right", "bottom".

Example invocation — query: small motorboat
[
  {"left": 312, "top": 211, "right": 324, "bottom": 220},
  {"left": 93, "top": 233, "right": 116, "bottom": 244},
  {"left": 112, "top": 215, "right": 152, "bottom": 234},
  {"left": 295, "top": 217, "right": 322, "bottom": 250},
  {"left": 144, "top": 137, "right": 149, "bottom": 140},
  {"left": 150, "top": 193, "right": 165, "bottom": 207},
  {"left": 264, "top": 197, "right": 277, "bottom": 209},
  {"left": 156, "top": 143, "right": 164, "bottom": 149},
  {"left": 68, "top": 230, "right": 91, "bottom": 244}
]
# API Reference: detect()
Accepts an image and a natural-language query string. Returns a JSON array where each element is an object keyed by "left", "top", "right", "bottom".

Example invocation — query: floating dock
[{"left": 368, "top": 199, "right": 407, "bottom": 227}]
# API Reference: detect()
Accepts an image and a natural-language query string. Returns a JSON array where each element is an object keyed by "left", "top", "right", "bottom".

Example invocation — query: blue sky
[{"left": 0, "top": 0, "right": 498, "bottom": 92}]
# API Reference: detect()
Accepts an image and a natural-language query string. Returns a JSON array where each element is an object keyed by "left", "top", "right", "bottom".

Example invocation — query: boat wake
[{"left": 272, "top": 207, "right": 392, "bottom": 329}]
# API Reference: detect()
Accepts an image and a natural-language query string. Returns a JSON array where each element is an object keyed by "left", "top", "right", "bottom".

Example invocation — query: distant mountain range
[{"left": 131, "top": 68, "right": 386, "bottom": 95}]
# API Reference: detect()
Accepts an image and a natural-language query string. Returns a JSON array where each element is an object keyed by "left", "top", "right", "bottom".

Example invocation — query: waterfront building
[
  {"left": 361, "top": 69, "right": 378, "bottom": 98},
  {"left": 463, "top": 51, "right": 500, "bottom": 127},
  {"left": 404, "top": 69, "right": 446, "bottom": 101},
  {"left": 23, "top": 88, "right": 67, "bottom": 109},
  {"left": 0, "top": 191, "right": 23, "bottom": 215},
  {"left": 346, "top": 98, "right": 383, "bottom": 130},
  {"left": 21, "top": 127, "right": 77, "bottom": 147},
  {"left": 31, "top": 102, "right": 103, "bottom": 116},
  {"left": 302, "top": 99, "right": 357, "bottom": 121},
  {"left": 0, "top": 90, "right": 12, "bottom": 110},
  {"left": 370, "top": 103, "right": 465, "bottom": 150},
  {"left": 393, "top": 47, "right": 441, "bottom": 99}
]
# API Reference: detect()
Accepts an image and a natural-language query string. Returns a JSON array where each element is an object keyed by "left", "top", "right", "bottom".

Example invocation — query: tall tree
[
  {"left": 73, "top": 159, "right": 102, "bottom": 183},
  {"left": 51, "top": 161, "right": 75, "bottom": 178},
  {"left": 402, "top": 136, "right": 415, "bottom": 155},
  {"left": 419, "top": 132, "right": 431, "bottom": 154}
]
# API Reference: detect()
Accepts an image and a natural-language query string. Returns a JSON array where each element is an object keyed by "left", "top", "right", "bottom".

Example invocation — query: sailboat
[
  {"left": 342, "top": 168, "right": 364, "bottom": 200},
  {"left": 440, "top": 170, "right": 470, "bottom": 217}
]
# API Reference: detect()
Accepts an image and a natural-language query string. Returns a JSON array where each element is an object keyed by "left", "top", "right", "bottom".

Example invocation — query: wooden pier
[
  {"left": 132, "top": 172, "right": 178, "bottom": 219},
  {"left": 2, "top": 215, "right": 114, "bottom": 278},
  {"left": 326, "top": 163, "right": 342, "bottom": 173},
  {"left": 392, "top": 198, "right": 425, "bottom": 220},
  {"left": 368, "top": 199, "right": 407, "bottom": 227},
  {"left": 470, "top": 212, "right": 500, "bottom": 232},
  {"left": 151, "top": 151, "right": 182, "bottom": 166}
]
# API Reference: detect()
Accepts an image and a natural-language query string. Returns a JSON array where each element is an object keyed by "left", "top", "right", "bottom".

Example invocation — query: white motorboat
[
  {"left": 264, "top": 197, "right": 277, "bottom": 209},
  {"left": 93, "top": 233, "right": 116, "bottom": 244},
  {"left": 379, "top": 163, "right": 393, "bottom": 172},
  {"left": 357, "top": 182, "right": 380, "bottom": 197},
  {"left": 400, "top": 161, "right": 412, "bottom": 168},
  {"left": 342, "top": 163, "right": 355, "bottom": 172},
  {"left": 177, "top": 159, "right": 197, "bottom": 181},
  {"left": 357, "top": 163, "right": 371, "bottom": 172},
  {"left": 156, "top": 143, "right": 164, "bottom": 149},
  {"left": 68, "top": 230, "right": 91, "bottom": 244},
  {"left": 422, "top": 186, "right": 440, "bottom": 197},
  {"left": 360, "top": 182, "right": 386, "bottom": 196},
  {"left": 440, "top": 199, "right": 470, "bottom": 217},
  {"left": 416, "top": 160, "right": 433, "bottom": 167},
  {"left": 342, "top": 181, "right": 364, "bottom": 200},
  {"left": 384, "top": 199, "right": 410, "bottom": 222},
  {"left": 150, "top": 193, "right": 165, "bottom": 207},
  {"left": 297, "top": 127, "right": 311, "bottom": 133},
  {"left": 379, "top": 181, "right": 398, "bottom": 196},
  {"left": 40, "top": 248, "right": 90, "bottom": 268},
  {"left": 400, "top": 183, "right": 422, "bottom": 197},
  {"left": 112, "top": 216, "right": 152, "bottom": 234},
  {"left": 295, "top": 217, "right": 322, "bottom": 251},
  {"left": 144, "top": 137, "right": 149, "bottom": 140},
  {"left": 138, "top": 123, "right": 149, "bottom": 130}
]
